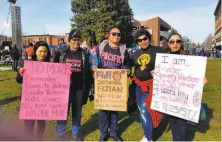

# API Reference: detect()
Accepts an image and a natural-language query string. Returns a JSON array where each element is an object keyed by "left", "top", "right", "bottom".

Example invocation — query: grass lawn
[{"left": 0, "top": 59, "right": 221, "bottom": 141}]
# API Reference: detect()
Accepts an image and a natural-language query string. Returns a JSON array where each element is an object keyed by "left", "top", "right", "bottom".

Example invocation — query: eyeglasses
[
  {"left": 110, "top": 32, "right": 121, "bottom": 37},
  {"left": 71, "top": 38, "right": 80, "bottom": 41},
  {"left": 137, "top": 37, "right": 148, "bottom": 42},
  {"left": 169, "top": 40, "right": 182, "bottom": 44}
]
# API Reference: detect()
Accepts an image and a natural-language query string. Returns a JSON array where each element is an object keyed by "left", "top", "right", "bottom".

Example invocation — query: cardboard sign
[
  {"left": 19, "top": 61, "right": 71, "bottom": 120},
  {"left": 150, "top": 53, "right": 207, "bottom": 123},
  {"left": 94, "top": 69, "right": 128, "bottom": 111}
]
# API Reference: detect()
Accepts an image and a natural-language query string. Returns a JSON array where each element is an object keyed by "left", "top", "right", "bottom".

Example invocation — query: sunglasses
[
  {"left": 110, "top": 32, "right": 121, "bottom": 37},
  {"left": 169, "top": 40, "right": 182, "bottom": 44},
  {"left": 137, "top": 37, "right": 148, "bottom": 42},
  {"left": 71, "top": 38, "right": 80, "bottom": 41}
]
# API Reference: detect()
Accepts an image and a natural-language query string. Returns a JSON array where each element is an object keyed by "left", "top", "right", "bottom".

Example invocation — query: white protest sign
[{"left": 150, "top": 53, "right": 207, "bottom": 123}]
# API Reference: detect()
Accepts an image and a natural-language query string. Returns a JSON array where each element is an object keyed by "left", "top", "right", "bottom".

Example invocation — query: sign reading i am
[{"left": 150, "top": 53, "right": 207, "bottom": 123}]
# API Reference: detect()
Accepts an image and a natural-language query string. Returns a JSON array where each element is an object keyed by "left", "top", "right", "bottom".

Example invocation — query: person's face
[
  {"left": 137, "top": 35, "right": 150, "bottom": 49},
  {"left": 108, "top": 28, "right": 121, "bottom": 44},
  {"left": 70, "top": 38, "right": 81, "bottom": 50},
  {"left": 59, "top": 40, "right": 64, "bottom": 44},
  {"left": 36, "top": 46, "right": 48, "bottom": 61},
  {"left": 168, "top": 35, "right": 182, "bottom": 52}
]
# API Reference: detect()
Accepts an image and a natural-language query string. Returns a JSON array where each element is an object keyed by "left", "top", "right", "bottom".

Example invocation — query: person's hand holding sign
[
  {"left": 126, "top": 69, "right": 131, "bottom": 76},
  {"left": 203, "top": 77, "right": 208, "bottom": 86},
  {"left": 19, "top": 67, "right": 25, "bottom": 76},
  {"left": 92, "top": 65, "right": 97, "bottom": 72},
  {"left": 150, "top": 70, "right": 155, "bottom": 77}
]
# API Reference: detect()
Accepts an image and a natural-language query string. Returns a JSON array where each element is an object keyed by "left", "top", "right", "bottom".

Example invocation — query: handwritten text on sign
[
  {"left": 94, "top": 69, "right": 128, "bottom": 111},
  {"left": 19, "top": 61, "right": 71, "bottom": 120},
  {"left": 150, "top": 53, "right": 207, "bottom": 123}
]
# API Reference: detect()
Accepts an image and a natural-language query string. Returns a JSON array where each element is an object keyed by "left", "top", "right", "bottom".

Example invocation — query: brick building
[
  {"left": 132, "top": 17, "right": 171, "bottom": 46},
  {"left": 23, "top": 34, "right": 60, "bottom": 46},
  {"left": 214, "top": 0, "right": 221, "bottom": 49},
  {"left": 140, "top": 17, "right": 171, "bottom": 46}
]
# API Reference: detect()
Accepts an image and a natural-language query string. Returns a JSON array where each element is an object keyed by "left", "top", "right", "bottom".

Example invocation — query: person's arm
[
  {"left": 53, "top": 51, "right": 61, "bottom": 63},
  {"left": 16, "top": 61, "right": 24, "bottom": 84},
  {"left": 123, "top": 50, "right": 134, "bottom": 76},
  {"left": 89, "top": 53, "right": 98, "bottom": 71},
  {"left": 16, "top": 68, "right": 23, "bottom": 84}
]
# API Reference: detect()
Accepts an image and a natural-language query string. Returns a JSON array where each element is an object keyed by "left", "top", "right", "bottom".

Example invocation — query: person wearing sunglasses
[
  {"left": 54, "top": 30, "right": 96, "bottom": 141},
  {"left": 131, "top": 29, "right": 164, "bottom": 141},
  {"left": 92, "top": 27, "right": 132, "bottom": 141},
  {"left": 166, "top": 32, "right": 208, "bottom": 141}
]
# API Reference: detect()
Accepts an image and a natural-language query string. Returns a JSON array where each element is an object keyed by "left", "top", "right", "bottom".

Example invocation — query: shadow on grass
[
  {"left": 0, "top": 78, "right": 13, "bottom": 82},
  {"left": 63, "top": 112, "right": 99, "bottom": 141},
  {"left": 118, "top": 111, "right": 140, "bottom": 136},
  {"left": 0, "top": 96, "right": 20, "bottom": 106},
  {"left": 152, "top": 115, "right": 170, "bottom": 141},
  {"left": 64, "top": 111, "right": 139, "bottom": 141},
  {"left": 186, "top": 103, "right": 214, "bottom": 141}
]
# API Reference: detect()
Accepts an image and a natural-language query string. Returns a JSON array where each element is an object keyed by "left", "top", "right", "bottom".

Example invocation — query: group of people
[
  {"left": 16, "top": 27, "right": 207, "bottom": 141},
  {"left": 0, "top": 44, "right": 20, "bottom": 71}
]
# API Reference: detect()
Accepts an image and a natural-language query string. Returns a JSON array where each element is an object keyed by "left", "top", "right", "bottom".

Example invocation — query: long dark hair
[
  {"left": 32, "top": 41, "right": 51, "bottom": 61},
  {"left": 166, "top": 32, "right": 184, "bottom": 54}
]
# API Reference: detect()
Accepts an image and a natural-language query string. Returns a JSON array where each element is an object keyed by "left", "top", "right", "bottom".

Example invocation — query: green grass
[
  {"left": 0, "top": 59, "right": 221, "bottom": 141},
  {"left": 0, "top": 71, "right": 21, "bottom": 101}
]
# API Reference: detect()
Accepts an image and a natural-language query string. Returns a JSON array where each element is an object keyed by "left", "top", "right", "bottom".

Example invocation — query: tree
[
  {"left": 70, "top": 0, "right": 133, "bottom": 44},
  {"left": 203, "top": 34, "right": 213, "bottom": 50}
]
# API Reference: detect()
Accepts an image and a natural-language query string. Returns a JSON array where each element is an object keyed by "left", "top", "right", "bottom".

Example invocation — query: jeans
[
  {"left": 12, "top": 60, "right": 18, "bottom": 71},
  {"left": 135, "top": 85, "right": 153, "bottom": 140},
  {"left": 24, "top": 120, "right": 45, "bottom": 140},
  {"left": 56, "top": 88, "right": 83, "bottom": 135},
  {"left": 99, "top": 110, "right": 118, "bottom": 137},
  {"left": 171, "top": 117, "right": 188, "bottom": 141}
]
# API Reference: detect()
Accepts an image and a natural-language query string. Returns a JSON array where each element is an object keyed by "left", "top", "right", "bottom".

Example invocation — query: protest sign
[
  {"left": 94, "top": 69, "right": 128, "bottom": 111},
  {"left": 19, "top": 61, "right": 71, "bottom": 120},
  {"left": 150, "top": 53, "right": 207, "bottom": 123}
]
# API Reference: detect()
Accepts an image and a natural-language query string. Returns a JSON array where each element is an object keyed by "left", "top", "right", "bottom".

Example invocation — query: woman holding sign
[
  {"left": 53, "top": 30, "right": 96, "bottom": 141},
  {"left": 16, "top": 41, "right": 51, "bottom": 140},
  {"left": 165, "top": 32, "right": 208, "bottom": 141},
  {"left": 131, "top": 29, "right": 165, "bottom": 141}
]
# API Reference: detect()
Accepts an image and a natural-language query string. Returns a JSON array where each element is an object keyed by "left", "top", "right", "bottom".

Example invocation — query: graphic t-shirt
[
  {"left": 99, "top": 44, "right": 122, "bottom": 69},
  {"left": 132, "top": 45, "right": 164, "bottom": 81},
  {"left": 64, "top": 49, "right": 83, "bottom": 89}
]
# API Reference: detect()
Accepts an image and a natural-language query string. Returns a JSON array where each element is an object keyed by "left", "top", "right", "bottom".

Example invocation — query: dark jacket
[
  {"left": 16, "top": 60, "right": 24, "bottom": 84},
  {"left": 11, "top": 47, "right": 20, "bottom": 60},
  {"left": 54, "top": 47, "right": 93, "bottom": 105}
]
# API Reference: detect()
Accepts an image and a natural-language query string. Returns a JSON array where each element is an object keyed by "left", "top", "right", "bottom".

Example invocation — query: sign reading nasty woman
[
  {"left": 94, "top": 69, "right": 128, "bottom": 111},
  {"left": 150, "top": 53, "right": 207, "bottom": 123},
  {"left": 19, "top": 61, "right": 71, "bottom": 120}
]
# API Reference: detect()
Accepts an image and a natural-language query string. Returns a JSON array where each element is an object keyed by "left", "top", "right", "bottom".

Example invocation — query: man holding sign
[{"left": 92, "top": 27, "right": 132, "bottom": 141}]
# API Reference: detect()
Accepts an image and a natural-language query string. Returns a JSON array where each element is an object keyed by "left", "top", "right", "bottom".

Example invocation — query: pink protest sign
[{"left": 19, "top": 61, "right": 71, "bottom": 120}]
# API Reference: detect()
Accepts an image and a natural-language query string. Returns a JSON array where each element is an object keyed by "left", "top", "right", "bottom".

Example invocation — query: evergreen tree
[{"left": 71, "top": 0, "right": 133, "bottom": 44}]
